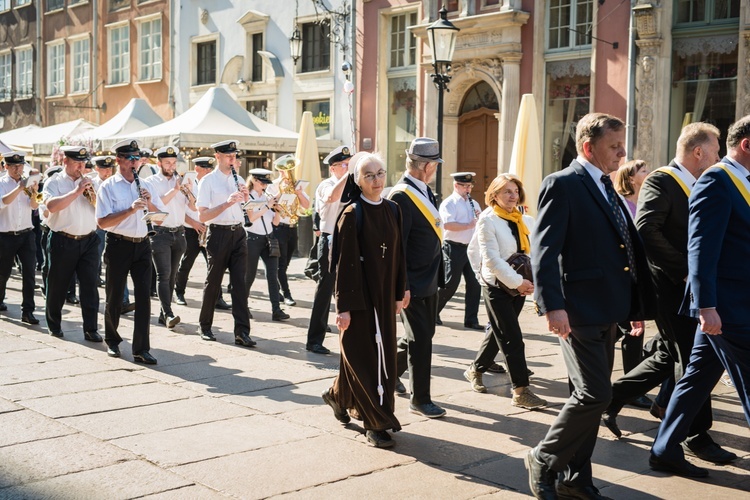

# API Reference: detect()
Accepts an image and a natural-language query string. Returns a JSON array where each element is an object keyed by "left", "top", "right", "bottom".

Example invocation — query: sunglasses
[{"left": 118, "top": 154, "right": 141, "bottom": 162}]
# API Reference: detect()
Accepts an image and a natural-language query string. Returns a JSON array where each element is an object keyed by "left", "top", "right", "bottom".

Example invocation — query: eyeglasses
[
  {"left": 456, "top": 182, "right": 474, "bottom": 188},
  {"left": 362, "top": 170, "right": 386, "bottom": 183},
  {"left": 332, "top": 161, "right": 349, "bottom": 168}
]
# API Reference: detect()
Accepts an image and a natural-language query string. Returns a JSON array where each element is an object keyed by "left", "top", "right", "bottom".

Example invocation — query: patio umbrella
[
  {"left": 295, "top": 111, "right": 322, "bottom": 198},
  {"left": 508, "top": 94, "right": 543, "bottom": 216}
]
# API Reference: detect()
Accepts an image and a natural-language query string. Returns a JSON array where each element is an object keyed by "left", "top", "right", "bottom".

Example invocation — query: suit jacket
[
  {"left": 389, "top": 176, "right": 444, "bottom": 298},
  {"left": 684, "top": 159, "right": 750, "bottom": 328},
  {"left": 532, "top": 160, "right": 654, "bottom": 326}
]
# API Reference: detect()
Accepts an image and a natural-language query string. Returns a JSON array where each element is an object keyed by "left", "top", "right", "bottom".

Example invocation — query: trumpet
[
  {"left": 178, "top": 174, "right": 196, "bottom": 203},
  {"left": 21, "top": 171, "right": 43, "bottom": 203},
  {"left": 82, "top": 172, "right": 97, "bottom": 207}
]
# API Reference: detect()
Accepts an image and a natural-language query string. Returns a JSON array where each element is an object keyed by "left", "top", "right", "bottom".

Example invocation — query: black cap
[
  {"left": 248, "top": 168, "right": 274, "bottom": 184},
  {"left": 323, "top": 145, "right": 352, "bottom": 165},
  {"left": 60, "top": 145, "right": 91, "bottom": 162},
  {"left": 192, "top": 156, "right": 216, "bottom": 169},
  {"left": 92, "top": 156, "right": 115, "bottom": 168},
  {"left": 211, "top": 140, "right": 240, "bottom": 154},
  {"left": 113, "top": 139, "right": 141, "bottom": 156},
  {"left": 451, "top": 172, "right": 476, "bottom": 184},
  {"left": 2, "top": 152, "right": 26, "bottom": 165},
  {"left": 156, "top": 146, "right": 179, "bottom": 159}
]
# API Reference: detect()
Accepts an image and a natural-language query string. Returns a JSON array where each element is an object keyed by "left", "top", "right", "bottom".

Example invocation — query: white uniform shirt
[
  {"left": 143, "top": 172, "right": 187, "bottom": 228},
  {"left": 196, "top": 169, "right": 247, "bottom": 225},
  {"left": 315, "top": 176, "right": 342, "bottom": 235},
  {"left": 440, "top": 191, "right": 478, "bottom": 245},
  {"left": 95, "top": 172, "right": 148, "bottom": 238},
  {"left": 0, "top": 175, "right": 34, "bottom": 232},
  {"left": 266, "top": 177, "right": 310, "bottom": 226},
  {"left": 92, "top": 174, "right": 108, "bottom": 193},
  {"left": 245, "top": 189, "right": 276, "bottom": 236},
  {"left": 43, "top": 170, "right": 97, "bottom": 235},
  {"left": 184, "top": 176, "right": 201, "bottom": 226}
]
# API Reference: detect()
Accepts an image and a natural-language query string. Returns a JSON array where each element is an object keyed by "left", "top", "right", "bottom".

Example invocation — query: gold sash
[
  {"left": 712, "top": 164, "right": 750, "bottom": 206},
  {"left": 654, "top": 166, "right": 691, "bottom": 197},
  {"left": 389, "top": 184, "right": 443, "bottom": 241}
]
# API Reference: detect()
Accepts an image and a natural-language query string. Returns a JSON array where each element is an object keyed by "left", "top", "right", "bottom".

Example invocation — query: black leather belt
[
  {"left": 278, "top": 222, "right": 296, "bottom": 228},
  {"left": 0, "top": 228, "right": 33, "bottom": 236},
  {"left": 57, "top": 231, "right": 96, "bottom": 241},
  {"left": 447, "top": 240, "right": 468, "bottom": 247},
  {"left": 155, "top": 226, "right": 183, "bottom": 233},
  {"left": 109, "top": 233, "right": 148, "bottom": 243},
  {"left": 209, "top": 223, "right": 243, "bottom": 231}
]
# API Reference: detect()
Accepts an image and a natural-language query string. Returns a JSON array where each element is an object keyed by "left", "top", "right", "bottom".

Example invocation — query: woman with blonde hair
[{"left": 464, "top": 174, "right": 546, "bottom": 409}]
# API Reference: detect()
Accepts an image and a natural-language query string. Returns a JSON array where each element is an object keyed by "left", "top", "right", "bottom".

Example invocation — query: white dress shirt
[
  {"left": 196, "top": 169, "right": 247, "bottom": 225},
  {"left": 315, "top": 176, "right": 342, "bottom": 235},
  {"left": 245, "top": 190, "right": 276, "bottom": 236},
  {"left": 96, "top": 172, "right": 148, "bottom": 238},
  {"left": 440, "top": 191, "right": 477, "bottom": 245},
  {"left": 672, "top": 159, "right": 697, "bottom": 188},
  {"left": 0, "top": 175, "right": 34, "bottom": 232},
  {"left": 143, "top": 172, "right": 187, "bottom": 228},
  {"left": 184, "top": 176, "right": 201, "bottom": 226},
  {"left": 43, "top": 170, "right": 97, "bottom": 235}
]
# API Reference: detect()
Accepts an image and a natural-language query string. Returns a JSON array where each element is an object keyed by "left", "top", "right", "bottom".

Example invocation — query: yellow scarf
[{"left": 493, "top": 206, "right": 530, "bottom": 254}]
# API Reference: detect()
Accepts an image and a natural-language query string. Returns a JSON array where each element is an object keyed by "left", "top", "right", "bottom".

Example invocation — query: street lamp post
[{"left": 427, "top": 5, "right": 459, "bottom": 201}]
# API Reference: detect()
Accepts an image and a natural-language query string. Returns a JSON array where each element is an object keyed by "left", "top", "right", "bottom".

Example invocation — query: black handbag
[
  {"left": 481, "top": 252, "right": 533, "bottom": 297},
  {"left": 258, "top": 201, "right": 282, "bottom": 258}
]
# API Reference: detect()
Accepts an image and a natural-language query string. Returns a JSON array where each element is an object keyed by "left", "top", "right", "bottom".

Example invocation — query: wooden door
[{"left": 457, "top": 108, "right": 498, "bottom": 208}]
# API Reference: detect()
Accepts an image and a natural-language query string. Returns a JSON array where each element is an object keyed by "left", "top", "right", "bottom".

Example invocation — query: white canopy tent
[
  {"left": 87, "top": 98, "right": 164, "bottom": 143},
  {"left": 0, "top": 124, "right": 41, "bottom": 153},
  {"left": 26, "top": 119, "right": 97, "bottom": 156}
]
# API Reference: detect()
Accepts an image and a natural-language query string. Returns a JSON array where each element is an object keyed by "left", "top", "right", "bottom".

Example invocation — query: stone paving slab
[
  {"left": 0, "top": 409, "right": 76, "bottom": 447},
  {"left": 0, "top": 356, "right": 110, "bottom": 386},
  {"left": 0, "top": 333, "right": 48, "bottom": 354},
  {"left": 171, "top": 433, "right": 413, "bottom": 499},
  {"left": 0, "top": 346, "right": 72, "bottom": 368},
  {"left": 17, "top": 382, "right": 197, "bottom": 418},
  {"left": 59, "top": 396, "right": 255, "bottom": 440},
  {"left": 139, "top": 484, "right": 228, "bottom": 499},
  {"left": 0, "top": 398, "right": 20, "bottom": 414},
  {"left": 111, "top": 414, "right": 323, "bottom": 467},
  {"left": 0, "top": 432, "right": 136, "bottom": 488},
  {"left": 0, "top": 369, "right": 152, "bottom": 401},
  {"left": 1, "top": 459, "right": 193, "bottom": 499},
  {"left": 221, "top": 378, "right": 332, "bottom": 415}
]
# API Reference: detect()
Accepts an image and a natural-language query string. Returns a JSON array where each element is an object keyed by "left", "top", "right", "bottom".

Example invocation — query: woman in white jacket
[{"left": 464, "top": 174, "right": 546, "bottom": 410}]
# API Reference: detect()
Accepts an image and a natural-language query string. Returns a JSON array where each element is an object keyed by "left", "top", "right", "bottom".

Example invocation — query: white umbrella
[
  {"left": 295, "top": 111, "right": 322, "bottom": 198},
  {"left": 508, "top": 94, "right": 543, "bottom": 216}
]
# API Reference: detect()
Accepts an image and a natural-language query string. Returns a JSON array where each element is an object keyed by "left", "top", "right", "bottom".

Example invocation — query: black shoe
[
  {"left": 98, "top": 278, "right": 105, "bottom": 287},
  {"left": 649, "top": 454, "right": 708, "bottom": 478},
  {"left": 166, "top": 315, "right": 180, "bottom": 329},
  {"left": 395, "top": 378, "right": 407, "bottom": 394},
  {"left": 683, "top": 442, "right": 738, "bottom": 464},
  {"left": 525, "top": 449, "right": 558, "bottom": 500},
  {"left": 66, "top": 294, "right": 80, "bottom": 305},
  {"left": 556, "top": 483, "right": 611, "bottom": 500},
  {"left": 235, "top": 332, "right": 257, "bottom": 348},
  {"left": 175, "top": 293, "right": 187, "bottom": 306},
  {"left": 628, "top": 394, "right": 652, "bottom": 409},
  {"left": 150, "top": 290, "right": 158, "bottom": 298},
  {"left": 215, "top": 297, "right": 231, "bottom": 310},
  {"left": 49, "top": 330, "right": 64, "bottom": 338},
  {"left": 272, "top": 310, "right": 290, "bottom": 321},
  {"left": 464, "top": 321, "right": 484, "bottom": 330},
  {"left": 21, "top": 313, "right": 40, "bottom": 325},
  {"left": 200, "top": 330, "right": 216, "bottom": 341},
  {"left": 107, "top": 345, "right": 121, "bottom": 358},
  {"left": 409, "top": 402, "right": 446, "bottom": 418},
  {"left": 284, "top": 297, "right": 296, "bottom": 307},
  {"left": 306, "top": 343, "right": 330, "bottom": 355},
  {"left": 321, "top": 388, "right": 351, "bottom": 424},
  {"left": 248, "top": 310, "right": 254, "bottom": 319},
  {"left": 366, "top": 430, "right": 394, "bottom": 448},
  {"left": 121, "top": 302, "right": 136, "bottom": 314},
  {"left": 158, "top": 314, "right": 166, "bottom": 326},
  {"left": 649, "top": 401, "right": 666, "bottom": 420},
  {"left": 436, "top": 316, "right": 443, "bottom": 326},
  {"left": 84, "top": 331, "right": 102, "bottom": 342},
  {"left": 134, "top": 351, "right": 158, "bottom": 365},
  {"left": 325, "top": 325, "right": 332, "bottom": 333},
  {"left": 0, "top": 302, "right": 6, "bottom": 312},
  {"left": 601, "top": 411, "right": 622, "bottom": 438},
  {"left": 487, "top": 363, "right": 507, "bottom": 374}
]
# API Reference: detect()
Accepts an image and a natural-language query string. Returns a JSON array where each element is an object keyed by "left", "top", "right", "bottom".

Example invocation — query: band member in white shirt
[
  {"left": 96, "top": 139, "right": 159, "bottom": 364},
  {"left": 43, "top": 145, "right": 101, "bottom": 340}
]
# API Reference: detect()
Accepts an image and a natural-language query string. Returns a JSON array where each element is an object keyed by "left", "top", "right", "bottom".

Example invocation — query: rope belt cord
[{"left": 373, "top": 307, "right": 388, "bottom": 406}]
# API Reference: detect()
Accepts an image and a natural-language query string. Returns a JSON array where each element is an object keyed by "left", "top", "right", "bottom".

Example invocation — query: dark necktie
[
  {"left": 601, "top": 175, "right": 637, "bottom": 281},
  {"left": 426, "top": 187, "right": 437, "bottom": 208}
]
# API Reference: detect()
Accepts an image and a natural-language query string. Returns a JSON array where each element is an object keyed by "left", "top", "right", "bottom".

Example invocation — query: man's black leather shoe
[
  {"left": 66, "top": 294, "right": 80, "bottom": 305},
  {"left": 464, "top": 321, "right": 484, "bottom": 331},
  {"left": 175, "top": 293, "right": 187, "bottom": 305},
  {"left": 107, "top": 345, "right": 121, "bottom": 358},
  {"left": 157, "top": 314, "right": 166, "bottom": 325},
  {"left": 235, "top": 332, "right": 257, "bottom": 347},
  {"left": 627, "top": 394, "right": 652, "bottom": 409},
  {"left": 84, "top": 331, "right": 102, "bottom": 342},
  {"left": 525, "top": 449, "right": 558, "bottom": 500},
  {"left": 649, "top": 401, "right": 666, "bottom": 420},
  {"left": 49, "top": 330, "right": 64, "bottom": 338},
  {"left": 601, "top": 411, "right": 622, "bottom": 438},
  {"left": 0, "top": 302, "right": 7, "bottom": 311},
  {"left": 21, "top": 313, "right": 39, "bottom": 325},
  {"left": 683, "top": 442, "right": 738, "bottom": 464},
  {"left": 272, "top": 310, "right": 290, "bottom": 321},
  {"left": 649, "top": 454, "right": 708, "bottom": 478},
  {"left": 121, "top": 302, "right": 136, "bottom": 314},
  {"left": 150, "top": 290, "right": 158, "bottom": 298},
  {"left": 134, "top": 351, "right": 157, "bottom": 365},
  {"left": 366, "top": 430, "right": 394, "bottom": 448},
  {"left": 215, "top": 297, "right": 231, "bottom": 310},
  {"left": 306, "top": 344, "right": 330, "bottom": 355},
  {"left": 436, "top": 316, "right": 443, "bottom": 326},
  {"left": 321, "top": 388, "right": 350, "bottom": 424},
  {"left": 200, "top": 330, "right": 216, "bottom": 341},
  {"left": 556, "top": 483, "right": 611, "bottom": 500},
  {"left": 409, "top": 402, "right": 446, "bottom": 418},
  {"left": 395, "top": 378, "right": 407, "bottom": 394},
  {"left": 325, "top": 325, "right": 332, "bottom": 333}
]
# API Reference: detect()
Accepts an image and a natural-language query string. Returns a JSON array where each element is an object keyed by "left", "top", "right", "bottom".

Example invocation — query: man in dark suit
[
  {"left": 600, "top": 122, "right": 736, "bottom": 464},
  {"left": 388, "top": 137, "right": 446, "bottom": 419},
  {"left": 526, "top": 113, "right": 654, "bottom": 500},
  {"left": 650, "top": 115, "right": 750, "bottom": 478}
]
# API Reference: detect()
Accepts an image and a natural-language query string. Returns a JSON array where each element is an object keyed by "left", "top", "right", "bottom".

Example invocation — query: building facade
[{"left": 0, "top": 0, "right": 39, "bottom": 132}]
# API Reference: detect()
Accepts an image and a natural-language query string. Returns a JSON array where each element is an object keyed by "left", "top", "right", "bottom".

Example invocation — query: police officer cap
[
  {"left": 248, "top": 168, "right": 274, "bottom": 184},
  {"left": 323, "top": 145, "right": 352, "bottom": 165},
  {"left": 273, "top": 154, "right": 300, "bottom": 170},
  {"left": 192, "top": 156, "right": 215, "bottom": 168},
  {"left": 451, "top": 172, "right": 475, "bottom": 184},
  {"left": 211, "top": 140, "right": 240, "bottom": 154},
  {"left": 112, "top": 139, "right": 141, "bottom": 156},
  {"left": 60, "top": 145, "right": 91, "bottom": 162},
  {"left": 92, "top": 156, "right": 115, "bottom": 168},
  {"left": 44, "top": 165, "right": 63, "bottom": 179},
  {"left": 140, "top": 148, "right": 153, "bottom": 158},
  {"left": 2, "top": 151, "right": 26, "bottom": 165},
  {"left": 156, "top": 146, "right": 179, "bottom": 159}
]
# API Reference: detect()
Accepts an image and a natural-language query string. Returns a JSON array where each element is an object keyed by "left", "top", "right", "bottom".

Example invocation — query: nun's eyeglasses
[{"left": 362, "top": 170, "right": 386, "bottom": 183}]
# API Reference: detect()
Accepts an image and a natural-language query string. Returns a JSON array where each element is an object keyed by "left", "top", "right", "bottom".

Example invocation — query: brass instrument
[
  {"left": 274, "top": 158, "right": 304, "bottom": 226},
  {"left": 198, "top": 227, "right": 208, "bottom": 247},
  {"left": 178, "top": 174, "right": 196, "bottom": 203},
  {"left": 82, "top": 171, "right": 97, "bottom": 207},
  {"left": 21, "top": 170, "right": 43, "bottom": 203}
]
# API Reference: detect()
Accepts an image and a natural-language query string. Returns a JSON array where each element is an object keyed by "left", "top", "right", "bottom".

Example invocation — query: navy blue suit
[{"left": 652, "top": 158, "right": 750, "bottom": 461}]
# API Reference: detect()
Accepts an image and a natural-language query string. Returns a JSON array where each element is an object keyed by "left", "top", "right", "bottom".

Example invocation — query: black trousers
[
  {"left": 45, "top": 231, "right": 99, "bottom": 334},
  {"left": 199, "top": 224, "right": 249, "bottom": 335},
  {"left": 307, "top": 233, "right": 334, "bottom": 348},
  {"left": 150, "top": 227, "right": 186, "bottom": 317},
  {"left": 175, "top": 227, "right": 206, "bottom": 295},
  {"left": 103, "top": 234, "right": 152, "bottom": 354},
  {"left": 474, "top": 287, "right": 529, "bottom": 388},
  {"left": 616, "top": 321, "right": 645, "bottom": 374},
  {"left": 537, "top": 323, "right": 617, "bottom": 487},
  {"left": 245, "top": 233, "right": 281, "bottom": 313},
  {"left": 274, "top": 223, "right": 297, "bottom": 299},
  {"left": 397, "top": 293, "right": 439, "bottom": 405},
  {"left": 0, "top": 231, "right": 36, "bottom": 314},
  {"left": 437, "top": 241, "right": 481, "bottom": 324}
]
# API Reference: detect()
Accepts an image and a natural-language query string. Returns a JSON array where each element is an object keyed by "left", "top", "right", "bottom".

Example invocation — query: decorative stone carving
[
  {"left": 455, "top": 32, "right": 504, "bottom": 50},
  {"left": 634, "top": 42, "right": 660, "bottom": 164},
  {"left": 673, "top": 34, "right": 738, "bottom": 59},
  {"left": 633, "top": 1, "right": 659, "bottom": 39},
  {"left": 546, "top": 59, "right": 591, "bottom": 80},
  {"left": 451, "top": 58, "right": 504, "bottom": 83},
  {"left": 743, "top": 32, "right": 750, "bottom": 116}
]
